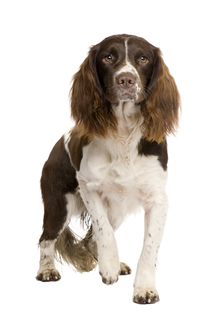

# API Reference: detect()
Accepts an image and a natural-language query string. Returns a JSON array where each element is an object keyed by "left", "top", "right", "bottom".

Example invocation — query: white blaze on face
[
  {"left": 114, "top": 39, "right": 142, "bottom": 97},
  {"left": 123, "top": 39, "right": 139, "bottom": 76}
]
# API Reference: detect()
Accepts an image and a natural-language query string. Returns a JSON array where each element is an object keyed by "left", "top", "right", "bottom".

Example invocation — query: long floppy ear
[
  {"left": 141, "top": 49, "right": 181, "bottom": 143},
  {"left": 70, "top": 45, "right": 117, "bottom": 138}
]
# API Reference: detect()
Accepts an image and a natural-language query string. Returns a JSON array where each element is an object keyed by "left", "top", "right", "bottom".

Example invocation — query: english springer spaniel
[{"left": 36, "top": 34, "right": 180, "bottom": 304}]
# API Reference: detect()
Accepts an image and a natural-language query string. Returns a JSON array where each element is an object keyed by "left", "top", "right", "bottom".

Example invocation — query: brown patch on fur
[
  {"left": 138, "top": 139, "right": 168, "bottom": 170},
  {"left": 39, "top": 136, "right": 78, "bottom": 242},
  {"left": 141, "top": 53, "right": 181, "bottom": 143},
  {"left": 70, "top": 46, "right": 117, "bottom": 139}
]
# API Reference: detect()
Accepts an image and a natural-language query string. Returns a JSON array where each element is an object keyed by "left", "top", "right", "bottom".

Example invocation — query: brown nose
[{"left": 116, "top": 73, "right": 136, "bottom": 89}]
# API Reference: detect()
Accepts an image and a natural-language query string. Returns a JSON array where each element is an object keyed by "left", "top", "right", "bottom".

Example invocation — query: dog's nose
[{"left": 116, "top": 73, "right": 136, "bottom": 89}]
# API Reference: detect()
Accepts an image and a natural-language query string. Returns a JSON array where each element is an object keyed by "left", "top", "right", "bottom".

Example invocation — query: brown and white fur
[{"left": 36, "top": 34, "right": 180, "bottom": 304}]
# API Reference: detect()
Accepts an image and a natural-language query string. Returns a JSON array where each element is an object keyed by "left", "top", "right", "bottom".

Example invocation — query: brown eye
[
  {"left": 140, "top": 56, "right": 148, "bottom": 63},
  {"left": 104, "top": 55, "right": 113, "bottom": 63}
]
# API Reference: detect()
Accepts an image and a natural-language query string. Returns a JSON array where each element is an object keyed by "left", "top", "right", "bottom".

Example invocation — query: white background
[{"left": 1, "top": 0, "right": 224, "bottom": 319}]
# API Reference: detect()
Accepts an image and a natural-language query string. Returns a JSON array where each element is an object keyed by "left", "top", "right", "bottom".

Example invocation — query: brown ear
[
  {"left": 141, "top": 50, "right": 181, "bottom": 143},
  {"left": 70, "top": 46, "right": 117, "bottom": 138}
]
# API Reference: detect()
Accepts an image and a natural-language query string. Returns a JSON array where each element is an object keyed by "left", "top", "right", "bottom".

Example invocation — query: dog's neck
[
  {"left": 108, "top": 101, "right": 143, "bottom": 159},
  {"left": 112, "top": 101, "right": 143, "bottom": 135}
]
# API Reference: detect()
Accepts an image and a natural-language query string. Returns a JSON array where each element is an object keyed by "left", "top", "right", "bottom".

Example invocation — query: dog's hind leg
[
  {"left": 37, "top": 190, "right": 72, "bottom": 281},
  {"left": 36, "top": 136, "right": 78, "bottom": 281},
  {"left": 37, "top": 136, "right": 97, "bottom": 281},
  {"left": 37, "top": 201, "right": 68, "bottom": 282}
]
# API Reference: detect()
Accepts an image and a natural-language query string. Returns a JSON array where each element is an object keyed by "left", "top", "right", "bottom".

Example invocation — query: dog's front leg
[
  {"left": 133, "top": 195, "right": 168, "bottom": 304},
  {"left": 79, "top": 181, "right": 120, "bottom": 285}
]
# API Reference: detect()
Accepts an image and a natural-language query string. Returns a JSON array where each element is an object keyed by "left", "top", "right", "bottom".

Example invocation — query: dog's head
[{"left": 70, "top": 34, "right": 180, "bottom": 142}]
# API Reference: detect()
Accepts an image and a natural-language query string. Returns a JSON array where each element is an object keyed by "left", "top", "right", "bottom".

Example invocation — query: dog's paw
[
  {"left": 133, "top": 287, "right": 159, "bottom": 304},
  {"left": 119, "top": 262, "right": 132, "bottom": 275},
  {"left": 99, "top": 270, "right": 119, "bottom": 285},
  {"left": 99, "top": 260, "right": 120, "bottom": 285},
  {"left": 36, "top": 268, "right": 61, "bottom": 282}
]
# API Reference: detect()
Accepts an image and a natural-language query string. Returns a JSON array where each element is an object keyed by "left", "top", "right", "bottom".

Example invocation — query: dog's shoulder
[
  {"left": 138, "top": 138, "right": 168, "bottom": 171},
  {"left": 64, "top": 127, "right": 91, "bottom": 171}
]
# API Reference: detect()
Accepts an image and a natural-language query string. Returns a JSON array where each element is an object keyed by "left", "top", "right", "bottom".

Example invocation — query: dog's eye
[
  {"left": 104, "top": 55, "right": 113, "bottom": 63},
  {"left": 140, "top": 56, "right": 148, "bottom": 64}
]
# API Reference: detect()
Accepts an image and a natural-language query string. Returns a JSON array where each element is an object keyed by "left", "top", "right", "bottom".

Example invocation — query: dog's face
[
  {"left": 70, "top": 34, "right": 180, "bottom": 142},
  {"left": 95, "top": 35, "right": 160, "bottom": 104}
]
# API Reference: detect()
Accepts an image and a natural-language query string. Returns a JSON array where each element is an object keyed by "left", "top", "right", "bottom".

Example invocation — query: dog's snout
[{"left": 116, "top": 73, "right": 136, "bottom": 89}]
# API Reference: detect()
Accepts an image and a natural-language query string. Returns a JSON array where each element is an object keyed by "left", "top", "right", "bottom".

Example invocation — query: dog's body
[{"left": 37, "top": 34, "right": 180, "bottom": 304}]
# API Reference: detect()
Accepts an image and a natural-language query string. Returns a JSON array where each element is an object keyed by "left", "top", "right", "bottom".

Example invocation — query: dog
[{"left": 36, "top": 34, "right": 180, "bottom": 304}]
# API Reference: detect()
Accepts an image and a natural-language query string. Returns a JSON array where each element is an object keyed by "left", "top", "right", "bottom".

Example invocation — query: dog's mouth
[
  {"left": 119, "top": 92, "right": 135, "bottom": 101},
  {"left": 118, "top": 90, "right": 145, "bottom": 104},
  {"left": 105, "top": 86, "right": 143, "bottom": 104}
]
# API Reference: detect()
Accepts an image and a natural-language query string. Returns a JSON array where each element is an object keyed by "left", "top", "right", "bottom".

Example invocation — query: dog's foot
[
  {"left": 99, "top": 259, "right": 120, "bottom": 285},
  {"left": 119, "top": 262, "right": 132, "bottom": 275},
  {"left": 36, "top": 268, "right": 61, "bottom": 282},
  {"left": 99, "top": 270, "right": 119, "bottom": 285},
  {"left": 133, "top": 287, "right": 159, "bottom": 304}
]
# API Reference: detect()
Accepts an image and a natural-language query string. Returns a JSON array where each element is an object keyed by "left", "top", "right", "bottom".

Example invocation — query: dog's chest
[
  {"left": 77, "top": 135, "right": 165, "bottom": 208},
  {"left": 79, "top": 136, "right": 138, "bottom": 184}
]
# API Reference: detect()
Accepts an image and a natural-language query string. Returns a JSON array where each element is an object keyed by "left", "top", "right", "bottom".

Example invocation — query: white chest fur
[{"left": 77, "top": 128, "right": 167, "bottom": 228}]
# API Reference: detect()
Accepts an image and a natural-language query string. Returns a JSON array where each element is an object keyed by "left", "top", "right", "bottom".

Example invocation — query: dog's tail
[{"left": 55, "top": 225, "right": 97, "bottom": 273}]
